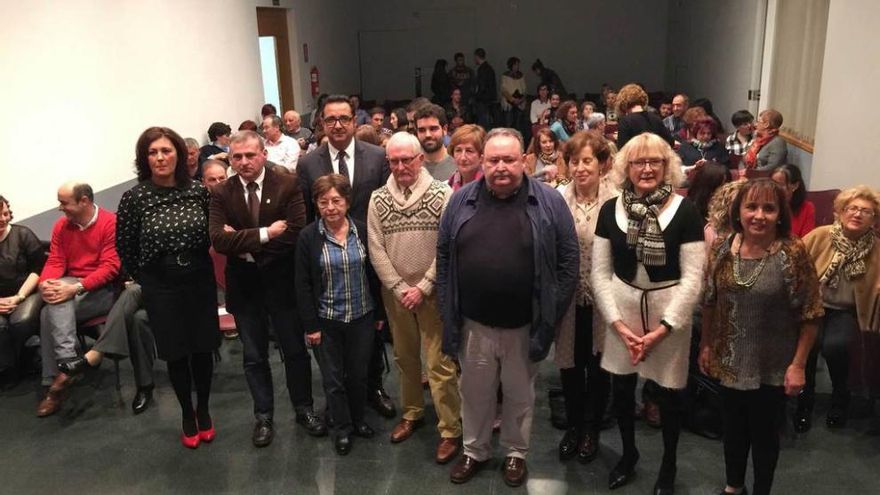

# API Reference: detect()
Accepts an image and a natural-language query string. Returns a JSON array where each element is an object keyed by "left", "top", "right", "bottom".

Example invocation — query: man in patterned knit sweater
[{"left": 367, "top": 132, "right": 462, "bottom": 464}]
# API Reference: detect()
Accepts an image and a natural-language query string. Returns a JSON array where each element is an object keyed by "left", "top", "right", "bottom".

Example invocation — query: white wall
[
  {"left": 810, "top": 0, "right": 880, "bottom": 190},
  {"left": 355, "top": 0, "right": 670, "bottom": 101},
  {"left": 0, "top": 0, "right": 265, "bottom": 220},
  {"left": 665, "top": 0, "right": 765, "bottom": 133}
]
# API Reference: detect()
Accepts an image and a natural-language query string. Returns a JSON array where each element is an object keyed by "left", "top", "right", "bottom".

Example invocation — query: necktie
[
  {"left": 246, "top": 181, "right": 260, "bottom": 226},
  {"left": 337, "top": 150, "right": 350, "bottom": 179}
]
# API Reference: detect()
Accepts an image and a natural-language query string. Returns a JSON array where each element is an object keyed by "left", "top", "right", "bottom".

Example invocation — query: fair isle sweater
[{"left": 367, "top": 168, "right": 451, "bottom": 299}]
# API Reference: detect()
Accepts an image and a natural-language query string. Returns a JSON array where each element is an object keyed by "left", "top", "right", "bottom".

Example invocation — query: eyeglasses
[
  {"left": 388, "top": 156, "right": 418, "bottom": 167},
  {"left": 323, "top": 115, "right": 354, "bottom": 127},
  {"left": 844, "top": 205, "right": 876, "bottom": 217},
  {"left": 628, "top": 158, "right": 665, "bottom": 170},
  {"left": 317, "top": 197, "right": 346, "bottom": 209}
]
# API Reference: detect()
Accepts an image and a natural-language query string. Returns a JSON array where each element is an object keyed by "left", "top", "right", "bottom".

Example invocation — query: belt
[{"left": 619, "top": 277, "right": 679, "bottom": 333}]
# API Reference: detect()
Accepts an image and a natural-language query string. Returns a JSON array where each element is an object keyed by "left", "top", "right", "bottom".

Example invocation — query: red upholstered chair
[
  {"left": 209, "top": 248, "right": 237, "bottom": 335},
  {"left": 744, "top": 168, "right": 773, "bottom": 179},
  {"left": 806, "top": 189, "right": 841, "bottom": 227}
]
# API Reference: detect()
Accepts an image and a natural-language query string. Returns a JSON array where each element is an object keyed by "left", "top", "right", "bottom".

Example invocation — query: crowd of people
[{"left": 1, "top": 52, "right": 879, "bottom": 494}]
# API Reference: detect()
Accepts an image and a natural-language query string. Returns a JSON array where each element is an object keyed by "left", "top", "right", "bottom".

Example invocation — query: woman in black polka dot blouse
[{"left": 116, "top": 127, "right": 220, "bottom": 449}]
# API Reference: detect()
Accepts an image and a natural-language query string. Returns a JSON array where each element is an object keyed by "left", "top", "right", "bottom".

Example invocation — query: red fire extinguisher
[{"left": 310, "top": 66, "right": 320, "bottom": 98}]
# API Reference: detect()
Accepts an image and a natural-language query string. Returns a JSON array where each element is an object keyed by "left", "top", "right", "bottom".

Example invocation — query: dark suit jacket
[
  {"left": 296, "top": 139, "right": 390, "bottom": 224},
  {"left": 208, "top": 167, "right": 306, "bottom": 313},
  {"left": 294, "top": 219, "right": 385, "bottom": 334}
]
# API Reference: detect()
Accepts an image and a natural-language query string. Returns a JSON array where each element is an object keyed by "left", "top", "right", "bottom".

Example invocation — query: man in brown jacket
[{"left": 209, "top": 130, "right": 325, "bottom": 447}]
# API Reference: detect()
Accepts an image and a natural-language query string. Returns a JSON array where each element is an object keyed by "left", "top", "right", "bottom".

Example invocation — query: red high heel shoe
[
  {"left": 181, "top": 430, "right": 201, "bottom": 449},
  {"left": 199, "top": 421, "right": 216, "bottom": 443}
]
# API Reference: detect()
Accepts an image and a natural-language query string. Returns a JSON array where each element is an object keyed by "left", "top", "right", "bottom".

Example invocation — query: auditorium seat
[{"left": 806, "top": 189, "right": 840, "bottom": 227}]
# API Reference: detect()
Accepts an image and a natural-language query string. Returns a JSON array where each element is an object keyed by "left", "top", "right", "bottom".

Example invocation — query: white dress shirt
[
  {"left": 265, "top": 134, "right": 301, "bottom": 171},
  {"left": 328, "top": 139, "right": 357, "bottom": 185}
]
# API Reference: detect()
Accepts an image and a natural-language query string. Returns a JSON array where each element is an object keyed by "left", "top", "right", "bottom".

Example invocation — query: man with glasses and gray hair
[
  {"left": 437, "top": 128, "right": 579, "bottom": 487},
  {"left": 367, "top": 132, "right": 461, "bottom": 463}
]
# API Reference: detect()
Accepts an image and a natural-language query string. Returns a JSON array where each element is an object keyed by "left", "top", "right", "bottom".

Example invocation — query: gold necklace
[{"left": 733, "top": 245, "right": 770, "bottom": 288}]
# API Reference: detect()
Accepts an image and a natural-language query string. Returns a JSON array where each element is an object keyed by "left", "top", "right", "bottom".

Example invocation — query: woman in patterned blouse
[
  {"left": 116, "top": 127, "right": 220, "bottom": 449},
  {"left": 700, "top": 179, "right": 823, "bottom": 495}
]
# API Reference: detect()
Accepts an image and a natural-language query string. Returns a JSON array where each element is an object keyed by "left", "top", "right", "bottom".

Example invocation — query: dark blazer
[
  {"left": 294, "top": 218, "right": 385, "bottom": 334},
  {"left": 296, "top": 139, "right": 390, "bottom": 224},
  {"left": 208, "top": 167, "right": 306, "bottom": 313}
]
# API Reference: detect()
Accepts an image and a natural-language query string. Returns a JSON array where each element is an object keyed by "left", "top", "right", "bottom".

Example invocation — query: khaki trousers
[
  {"left": 459, "top": 318, "right": 537, "bottom": 461},
  {"left": 382, "top": 288, "right": 461, "bottom": 438}
]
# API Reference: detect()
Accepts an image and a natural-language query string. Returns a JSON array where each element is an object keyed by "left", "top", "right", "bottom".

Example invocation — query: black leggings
[
  {"left": 559, "top": 305, "right": 610, "bottom": 433},
  {"left": 803, "top": 308, "right": 857, "bottom": 407},
  {"left": 612, "top": 373, "right": 683, "bottom": 478},
  {"left": 721, "top": 385, "right": 785, "bottom": 495},
  {"left": 167, "top": 352, "right": 214, "bottom": 427}
]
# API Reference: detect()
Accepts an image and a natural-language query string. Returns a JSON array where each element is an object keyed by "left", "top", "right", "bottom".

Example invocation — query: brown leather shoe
[
  {"left": 502, "top": 456, "right": 528, "bottom": 487},
  {"left": 435, "top": 436, "right": 462, "bottom": 464},
  {"left": 450, "top": 454, "right": 486, "bottom": 484},
  {"left": 389, "top": 418, "right": 423, "bottom": 443},
  {"left": 36, "top": 373, "right": 73, "bottom": 417}
]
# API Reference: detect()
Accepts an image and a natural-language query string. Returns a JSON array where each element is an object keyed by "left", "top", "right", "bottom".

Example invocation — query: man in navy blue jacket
[{"left": 437, "top": 128, "right": 578, "bottom": 487}]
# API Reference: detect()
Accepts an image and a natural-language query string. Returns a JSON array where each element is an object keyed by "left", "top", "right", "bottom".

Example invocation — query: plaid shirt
[
  {"left": 317, "top": 218, "right": 373, "bottom": 322},
  {"left": 725, "top": 132, "right": 752, "bottom": 156}
]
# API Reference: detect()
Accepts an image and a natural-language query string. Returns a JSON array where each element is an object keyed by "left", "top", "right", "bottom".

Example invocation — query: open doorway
[{"left": 256, "top": 7, "right": 294, "bottom": 113}]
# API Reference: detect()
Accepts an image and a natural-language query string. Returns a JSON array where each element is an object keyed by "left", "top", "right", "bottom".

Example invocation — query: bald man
[
  {"left": 36, "top": 182, "right": 120, "bottom": 417},
  {"left": 283, "top": 110, "right": 313, "bottom": 150}
]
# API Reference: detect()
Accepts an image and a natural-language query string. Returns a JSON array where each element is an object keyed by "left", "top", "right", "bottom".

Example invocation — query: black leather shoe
[
  {"left": 654, "top": 484, "right": 674, "bottom": 495},
  {"left": 826, "top": 405, "right": 848, "bottom": 428},
  {"left": 558, "top": 427, "right": 579, "bottom": 460},
  {"left": 354, "top": 422, "right": 375, "bottom": 438},
  {"left": 577, "top": 430, "right": 599, "bottom": 463},
  {"left": 653, "top": 465, "right": 676, "bottom": 495},
  {"left": 253, "top": 418, "right": 274, "bottom": 447},
  {"left": 369, "top": 388, "right": 397, "bottom": 418},
  {"left": 296, "top": 411, "right": 328, "bottom": 437},
  {"left": 131, "top": 386, "right": 153, "bottom": 415},
  {"left": 334, "top": 435, "right": 352, "bottom": 455},
  {"left": 793, "top": 406, "right": 812, "bottom": 433},
  {"left": 57, "top": 356, "right": 93, "bottom": 376},
  {"left": 608, "top": 452, "right": 639, "bottom": 490}
]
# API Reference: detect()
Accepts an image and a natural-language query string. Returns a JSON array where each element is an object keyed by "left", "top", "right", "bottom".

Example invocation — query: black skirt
[{"left": 139, "top": 251, "right": 220, "bottom": 361}]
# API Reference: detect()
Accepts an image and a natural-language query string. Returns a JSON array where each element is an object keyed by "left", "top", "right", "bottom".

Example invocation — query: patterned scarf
[
  {"left": 622, "top": 184, "right": 672, "bottom": 266},
  {"left": 743, "top": 128, "right": 778, "bottom": 169},
  {"left": 690, "top": 138, "right": 717, "bottom": 151},
  {"left": 539, "top": 149, "right": 558, "bottom": 165},
  {"left": 820, "top": 221, "right": 874, "bottom": 288}
]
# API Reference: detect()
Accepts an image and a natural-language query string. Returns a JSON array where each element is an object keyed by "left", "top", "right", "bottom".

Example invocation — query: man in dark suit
[
  {"left": 296, "top": 94, "right": 397, "bottom": 418},
  {"left": 209, "top": 130, "right": 326, "bottom": 447}
]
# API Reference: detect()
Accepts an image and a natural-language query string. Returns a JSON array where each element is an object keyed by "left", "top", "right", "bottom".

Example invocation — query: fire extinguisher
[{"left": 310, "top": 66, "right": 320, "bottom": 98}]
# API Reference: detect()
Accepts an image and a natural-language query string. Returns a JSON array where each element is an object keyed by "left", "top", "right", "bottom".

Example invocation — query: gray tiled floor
[{"left": 1, "top": 340, "right": 878, "bottom": 494}]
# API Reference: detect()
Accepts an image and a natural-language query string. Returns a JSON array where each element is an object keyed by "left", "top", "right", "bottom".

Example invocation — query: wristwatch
[
  {"left": 75, "top": 282, "right": 86, "bottom": 296},
  {"left": 659, "top": 319, "right": 674, "bottom": 332}
]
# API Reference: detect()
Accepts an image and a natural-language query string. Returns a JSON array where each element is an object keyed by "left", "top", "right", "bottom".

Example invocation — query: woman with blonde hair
[
  {"left": 795, "top": 185, "right": 880, "bottom": 432},
  {"left": 592, "top": 132, "right": 705, "bottom": 493}
]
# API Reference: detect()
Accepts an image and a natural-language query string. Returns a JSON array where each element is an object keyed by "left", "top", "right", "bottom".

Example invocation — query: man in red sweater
[{"left": 36, "top": 182, "right": 120, "bottom": 417}]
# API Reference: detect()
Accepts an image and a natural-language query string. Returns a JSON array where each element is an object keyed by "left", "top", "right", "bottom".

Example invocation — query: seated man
[
  {"left": 36, "top": 182, "right": 120, "bottom": 417},
  {"left": 201, "top": 159, "right": 228, "bottom": 188},
  {"left": 263, "top": 115, "right": 300, "bottom": 172},
  {"left": 283, "top": 110, "right": 313, "bottom": 150}
]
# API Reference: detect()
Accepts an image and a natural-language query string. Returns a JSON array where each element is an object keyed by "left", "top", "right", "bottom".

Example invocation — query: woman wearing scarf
[
  {"left": 525, "top": 127, "right": 568, "bottom": 185},
  {"left": 794, "top": 185, "right": 880, "bottom": 433},
  {"left": 743, "top": 109, "right": 788, "bottom": 170},
  {"left": 678, "top": 117, "right": 730, "bottom": 176},
  {"left": 591, "top": 133, "right": 705, "bottom": 494},
  {"left": 550, "top": 100, "right": 579, "bottom": 142}
]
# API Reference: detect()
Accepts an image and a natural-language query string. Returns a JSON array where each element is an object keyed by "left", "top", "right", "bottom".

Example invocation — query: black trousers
[
  {"left": 313, "top": 314, "right": 374, "bottom": 436},
  {"left": 559, "top": 305, "right": 610, "bottom": 433},
  {"left": 721, "top": 385, "right": 785, "bottom": 495},
  {"left": 234, "top": 300, "right": 312, "bottom": 419},
  {"left": 367, "top": 329, "right": 387, "bottom": 392},
  {"left": 803, "top": 308, "right": 857, "bottom": 407}
]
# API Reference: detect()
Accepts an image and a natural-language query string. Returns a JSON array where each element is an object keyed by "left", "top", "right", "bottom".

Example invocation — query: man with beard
[{"left": 414, "top": 104, "right": 456, "bottom": 181}]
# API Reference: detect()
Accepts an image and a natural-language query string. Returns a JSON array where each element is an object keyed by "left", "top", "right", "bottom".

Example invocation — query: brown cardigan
[
  {"left": 803, "top": 225, "right": 880, "bottom": 332},
  {"left": 524, "top": 153, "right": 568, "bottom": 181}
]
